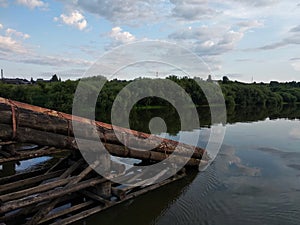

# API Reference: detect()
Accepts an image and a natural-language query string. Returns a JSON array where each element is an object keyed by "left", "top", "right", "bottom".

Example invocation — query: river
[
  {"left": 1, "top": 104, "right": 300, "bottom": 225},
  {"left": 84, "top": 104, "right": 300, "bottom": 225}
]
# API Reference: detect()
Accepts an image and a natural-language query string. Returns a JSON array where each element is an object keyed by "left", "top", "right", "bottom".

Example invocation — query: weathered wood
[
  {"left": 0, "top": 177, "right": 106, "bottom": 214},
  {"left": 38, "top": 200, "right": 94, "bottom": 224},
  {"left": 26, "top": 160, "right": 101, "bottom": 225},
  {"left": 111, "top": 187, "right": 126, "bottom": 200},
  {"left": 48, "top": 172, "right": 186, "bottom": 225},
  {"left": 0, "top": 169, "right": 65, "bottom": 194},
  {"left": 0, "top": 124, "right": 201, "bottom": 167},
  {"left": 0, "top": 194, "right": 79, "bottom": 223},
  {"left": 0, "top": 148, "right": 70, "bottom": 164},
  {"left": 0, "top": 176, "right": 75, "bottom": 203},
  {"left": 0, "top": 99, "right": 205, "bottom": 159},
  {"left": 0, "top": 167, "right": 49, "bottom": 185},
  {"left": 80, "top": 190, "right": 110, "bottom": 206}
]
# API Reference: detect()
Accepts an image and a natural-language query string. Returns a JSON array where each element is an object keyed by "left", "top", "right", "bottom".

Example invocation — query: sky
[{"left": 0, "top": 0, "right": 300, "bottom": 82}]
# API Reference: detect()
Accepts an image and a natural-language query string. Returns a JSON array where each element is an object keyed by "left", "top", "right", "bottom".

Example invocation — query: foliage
[{"left": 1, "top": 76, "right": 300, "bottom": 117}]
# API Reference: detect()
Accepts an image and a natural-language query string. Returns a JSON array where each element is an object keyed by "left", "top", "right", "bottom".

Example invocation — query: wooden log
[
  {"left": 0, "top": 176, "right": 75, "bottom": 203},
  {"left": 0, "top": 169, "right": 65, "bottom": 194},
  {"left": 0, "top": 124, "right": 201, "bottom": 167},
  {"left": 79, "top": 190, "right": 110, "bottom": 206},
  {"left": 111, "top": 187, "right": 126, "bottom": 200},
  {"left": 0, "top": 168, "right": 49, "bottom": 185},
  {"left": 0, "top": 98, "right": 205, "bottom": 159},
  {"left": 26, "top": 160, "right": 101, "bottom": 225},
  {"left": 0, "top": 148, "right": 70, "bottom": 164},
  {"left": 0, "top": 177, "right": 107, "bottom": 214},
  {"left": 38, "top": 200, "right": 94, "bottom": 224},
  {"left": 0, "top": 194, "right": 79, "bottom": 224},
  {"left": 48, "top": 172, "right": 186, "bottom": 225}
]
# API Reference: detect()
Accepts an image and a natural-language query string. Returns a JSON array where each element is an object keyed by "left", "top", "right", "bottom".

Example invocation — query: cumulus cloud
[
  {"left": 109, "top": 27, "right": 136, "bottom": 46},
  {"left": 6, "top": 28, "right": 30, "bottom": 39},
  {"left": 0, "top": 35, "right": 28, "bottom": 55},
  {"left": 55, "top": 10, "right": 88, "bottom": 30},
  {"left": 0, "top": 25, "right": 30, "bottom": 55},
  {"left": 15, "top": 0, "right": 47, "bottom": 9}
]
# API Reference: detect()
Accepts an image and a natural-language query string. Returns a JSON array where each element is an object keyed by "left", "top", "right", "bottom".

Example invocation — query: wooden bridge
[{"left": 0, "top": 97, "right": 207, "bottom": 225}]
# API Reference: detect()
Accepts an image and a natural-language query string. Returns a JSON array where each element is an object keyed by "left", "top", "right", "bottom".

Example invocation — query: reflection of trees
[{"left": 101, "top": 104, "right": 300, "bottom": 135}]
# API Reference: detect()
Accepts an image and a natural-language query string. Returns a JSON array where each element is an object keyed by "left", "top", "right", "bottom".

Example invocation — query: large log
[
  {"left": 0, "top": 124, "right": 202, "bottom": 167},
  {"left": 0, "top": 98, "right": 205, "bottom": 159}
]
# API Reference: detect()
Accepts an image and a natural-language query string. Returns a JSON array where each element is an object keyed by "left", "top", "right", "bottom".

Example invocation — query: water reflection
[
  {"left": 96, "top": 104, "right": 300, "bottom": 135},
  {"left": 75, "top": 172, "right": 198, "bottom": 225}
]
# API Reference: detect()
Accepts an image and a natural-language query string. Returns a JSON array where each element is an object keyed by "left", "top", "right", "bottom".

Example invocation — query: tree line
[{"left": 0, "top": 76, "right": 300, "bottom": 116}]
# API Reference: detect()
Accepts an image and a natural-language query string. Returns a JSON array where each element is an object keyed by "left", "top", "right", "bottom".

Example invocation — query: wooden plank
[
  {"left": 49, "top": 172, "right": 186, "bottom": 225},
  {"left": 0, "top": 169, "right": 65, "bottom": 194},
  {"left": 0, "top": 177, "right": 106, "bottom": 214},
  {"left": 79, "top": 190, "right": 110, "bottom": 206},
  {"left": 38, "top": 200, "right": 94, "bottom": 224},
  {"left": 0, "top": 148, "right": 70, "bottom": 164},
  {"left": 0, "top": 176, "right": 74, "bottom": 202},
  {"left": 26, "top": 160, "right": 101, "bottom": 225},
  {"left": 0, "top": 168, "right": 48, "bottom": 185}
]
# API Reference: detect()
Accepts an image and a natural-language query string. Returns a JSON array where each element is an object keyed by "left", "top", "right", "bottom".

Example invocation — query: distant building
[
  {"left": 1, "top": 69, "right": 31, "bottom": 85},
  {"left": 2, "top": 78, "right": 31, "bottom": 85}
]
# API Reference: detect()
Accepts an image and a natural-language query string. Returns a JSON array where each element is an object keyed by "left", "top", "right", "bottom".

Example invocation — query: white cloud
[
  {"left": 110, "top": 27, "right": 136, "bottom": 44},
  {"left": 0, "top": 25, "right": 30, "bottom": 55},
  {"left": 169, "top": 25, "right": 245, "bottom": 56},
  {"left": 15, "top": 0, "right": 47, "bottom": 9},
  {"left": 6, "top": 28, "right": 30, "bottom": 39},
  {"left": 0, "top": 35, "right": 28, "bottom": 54},
  {"left": 56, "top": 11, "right": 88, "bottom": 31},
  {"left": 0, "top": 0, "right": 8, "bottom": 7},
  {"left": 56, "top": 0, "right": 162, "bottom": 24}
]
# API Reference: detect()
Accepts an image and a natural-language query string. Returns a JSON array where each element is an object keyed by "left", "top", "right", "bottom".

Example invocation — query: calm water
[
  {"left": 2, "top": 105, "right": 300, "bottom": 225},
  {"left": 84, "top": 104, "right": 300, "bottom": 225}
]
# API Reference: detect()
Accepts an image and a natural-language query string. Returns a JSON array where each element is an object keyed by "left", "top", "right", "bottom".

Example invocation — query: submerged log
[{"left": 0, "top": 98, "right": 205, "bottom": 160}]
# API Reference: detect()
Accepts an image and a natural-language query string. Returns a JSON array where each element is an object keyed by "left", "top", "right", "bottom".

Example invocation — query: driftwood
[
  {"left": 0, "top": 147, "right": 70, "bottom": 164},
  {"left": 0, "top": 98, "right": 205, "bottom": 160},
  {"left": 25, "top": 160, "right": 101, "bottom": 225},
  {"left": 48, "top": 172, "right": 186, "bottom": 225},
  {"left": 0, "top": 169, "right": 65, "bottom": 194},
  {"left": 0, "top": 124, "right": 202, "bottom": 167},
  {"left": 0, "top": 177, "right": 107, "bottom": 214},
  {"left": 38, "top": 200, "right": 94, "bottom": 224}
]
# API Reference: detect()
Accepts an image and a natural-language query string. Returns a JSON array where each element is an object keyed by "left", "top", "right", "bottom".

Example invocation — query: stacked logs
[{"left": 0, "top": 97, "right": 207, "bottom": 167}]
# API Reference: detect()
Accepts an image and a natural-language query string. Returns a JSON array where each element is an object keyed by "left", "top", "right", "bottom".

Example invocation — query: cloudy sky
[{"left": 0, "top": 0, "right": 300, "bottom": 82}]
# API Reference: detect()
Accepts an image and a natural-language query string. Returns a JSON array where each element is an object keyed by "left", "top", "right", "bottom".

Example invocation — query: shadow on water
[{"left": 74, "top": 171, "right": 198, "bottom": 225}]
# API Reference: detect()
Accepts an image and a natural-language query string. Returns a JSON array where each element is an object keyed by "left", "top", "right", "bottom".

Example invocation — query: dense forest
[{"left": 0, "top": 75, "right": 300, "bottom": 117}]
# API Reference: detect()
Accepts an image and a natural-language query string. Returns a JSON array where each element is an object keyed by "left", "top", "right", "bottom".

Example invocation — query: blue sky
[{"left": 0, "top": 0, "right": 299, "bottom": 82}]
